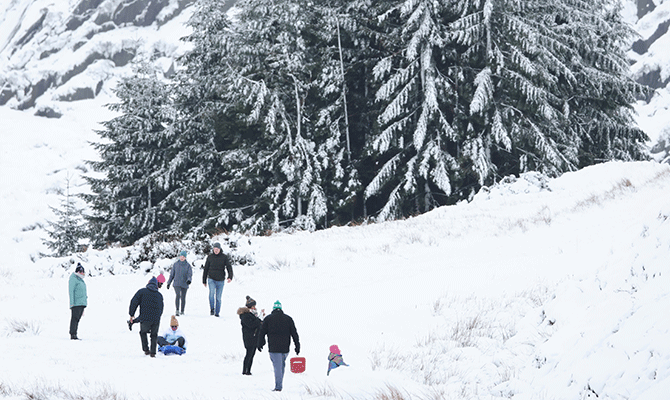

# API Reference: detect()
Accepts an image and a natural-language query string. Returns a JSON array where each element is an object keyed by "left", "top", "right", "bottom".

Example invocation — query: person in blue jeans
[
  {"left": 257, "top": 301, "right": 300, "bottom": 392},
  {"left": 202, "top": 242, "right": 233, "bottom": 317}
]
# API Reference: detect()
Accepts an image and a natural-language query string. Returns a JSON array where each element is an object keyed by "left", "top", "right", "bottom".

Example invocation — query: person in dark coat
[
  {"left": 257, "top": 300, "right": 300, "bottom": 392},
  {"left": 237, "top": 295, "right": 265, "bottom": 375},
  {"left": 167, "top": 250, "right": 193, "bottom": 316},
  {"left": 128, "top": 274, "right": 165, "bottom": 357},
  {"left": 68, "top": 263, "right": 87, "bottom": 340},
  {"left": 202, "top": 242, "right": 233, "bottom": 317}
]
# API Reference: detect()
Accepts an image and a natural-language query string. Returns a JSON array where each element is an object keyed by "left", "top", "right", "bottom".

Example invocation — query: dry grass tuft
[{"left": 6, "top": 319, "right": 41, "bottom": 336}]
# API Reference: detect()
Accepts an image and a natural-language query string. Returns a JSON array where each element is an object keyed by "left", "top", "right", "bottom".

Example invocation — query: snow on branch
[
  {"left": 470, "top": 67, "right": 493, "bottom": 115},
  {"left": 365, "top": 153, "right": 402, "bottom": 199}
]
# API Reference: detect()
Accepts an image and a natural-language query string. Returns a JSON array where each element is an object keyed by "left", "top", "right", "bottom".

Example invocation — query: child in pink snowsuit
[{"left": 327, "top": 344, "right": 349, "bottom": 375}]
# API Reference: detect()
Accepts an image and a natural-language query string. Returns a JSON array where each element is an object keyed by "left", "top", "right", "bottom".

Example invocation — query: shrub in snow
[
  {"left": 472, "top": 172, "right": 551, "bottom": 202},
  {"left": 6, "top": 319, "right": 41, "bottom": 336},
  {"left": 42, "top": 231, "right": 257, "bottom": 277}
]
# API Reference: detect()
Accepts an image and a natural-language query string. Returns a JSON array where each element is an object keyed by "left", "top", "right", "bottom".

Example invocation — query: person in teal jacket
[{"left": 68, "top": 263, "right": 88, "bottom": 340}]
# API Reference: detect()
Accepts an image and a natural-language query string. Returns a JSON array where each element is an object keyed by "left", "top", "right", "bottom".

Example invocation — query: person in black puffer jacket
[
  {"left": 237, "top": 295, "right": 265, "bottom": 375},
  {"left": 257, "top": 300, "right": 300, "bottom": 392},
  {"left": 128, "top": 275, "right": 165, "bottom": 357},
  {"left": 202, "top": 242, "right": 233, "bottom": 317}
]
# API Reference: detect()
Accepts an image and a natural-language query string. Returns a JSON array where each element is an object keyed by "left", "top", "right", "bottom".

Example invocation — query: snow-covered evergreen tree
[
  {"left": 172, "top": 0, "right": 366, "bottom": 233},
  {"left": 43, "top": 176, "right": 86, "bottom": 256},
  {"left": 365, "top": 0, "right": 461, "bottom": 221},
  {"left": 86, "top": 0, "right": 649, "bottom": 242},
  {"left": 365, "top": 0, "right": 648, "bottom": 221},
  {"left": 165, "top": 0, "right": 247, "bottom": 235},
  {"left": 228, "top": 0, "right": 331, "bottom": 231},
  {"left": 84, "top": 64, "right": 176, "bottom": 246},
  {"left": 449, "top": 0, "right": 649, "bottom": 180},
  {"left": 301, "top": 0, "right": 377, "bottom": 225}
]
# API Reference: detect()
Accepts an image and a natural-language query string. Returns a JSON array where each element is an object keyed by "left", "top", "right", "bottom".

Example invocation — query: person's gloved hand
[
  {"left": 186, "top": 280, "right": 191, "bottom": 285},
  {"left": 295, "top": 345, "right": 300, "bottom": 355},
  {"left": 167, "top": 284, "right": 170, "bottom": 290},
  {"left": 257, "top": 346, "right": 263, "bottom": 352}
]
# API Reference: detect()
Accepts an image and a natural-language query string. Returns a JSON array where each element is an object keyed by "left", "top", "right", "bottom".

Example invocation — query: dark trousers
[
  {"left": 174, "top": 286, "right": 188, "bottom": 313},
  {"left": 158, "top": 336, "right": 185, "bottom": 348},
  {"left": 69, "top": 306, "right": 85, "bottom": 338},
  {"left": 243, "top": 346, "right": 257, "bottom": 374},
  {"left": 139, "top": 321, "right": 160, "bottom": 355}
]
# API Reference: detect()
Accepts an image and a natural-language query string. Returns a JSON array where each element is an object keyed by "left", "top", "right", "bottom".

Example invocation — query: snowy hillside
[
  {"left": 2, "top": 2, "right": 670, "bottom": 398},
  {"left": 3, "top": 103, "right": 670, "bottom": 399}
]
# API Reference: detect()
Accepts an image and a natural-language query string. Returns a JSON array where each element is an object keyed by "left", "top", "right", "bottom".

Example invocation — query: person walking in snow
[
  {"left": 167, "top": 250, "right": 192, "bottom": 316},
  {"left": 257, "top": 300, "right": 300, "bottom": 392},
  {"left": 237, "top": 295, "right": 265, "bottom": 375},
  {"left": 68, "top": 263, "right": 87, "bottom": 340},
  {"left": 128, "top": 274, "right": 165, "bottom": 357},
  {"left": 158, "top": 315, "right": 187, "bottom": 350},
  {"left": 202, "top": 242, "right": 233, "bottom": 317}
]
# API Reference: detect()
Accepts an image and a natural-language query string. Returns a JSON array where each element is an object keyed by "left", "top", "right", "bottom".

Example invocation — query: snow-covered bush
[{"left": 39, "top": 231, "right": 257, "bottom": 277}]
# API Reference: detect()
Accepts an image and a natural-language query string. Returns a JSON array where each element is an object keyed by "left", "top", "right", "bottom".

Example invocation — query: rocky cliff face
[
  {"left": 0, "top": 0, "right": 197, "bottom": 115},
  {"left": 626, "top": 0, "right": 670, "bottom": 159},
  {"left": 630, "top": 0, "right": 670, "bottom": 94}
]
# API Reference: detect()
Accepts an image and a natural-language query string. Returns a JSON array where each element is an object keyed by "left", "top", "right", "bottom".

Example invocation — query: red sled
[{"left": 290, "top": 357, "right": 306, "bottom": 373}]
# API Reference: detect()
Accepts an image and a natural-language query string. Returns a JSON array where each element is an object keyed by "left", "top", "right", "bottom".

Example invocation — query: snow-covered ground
[
  {"left": 2, "top": 97, "right": 670, "bottom": 399},
  {"left": 2, "top": 1, "right": 670, "bottom": 397}
]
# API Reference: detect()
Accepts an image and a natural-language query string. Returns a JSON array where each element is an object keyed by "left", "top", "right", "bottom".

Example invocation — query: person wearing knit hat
[
  {"left": 237, "top": 296, "right": 265, "bottom": 375},
  {"left": 327, "top": 344, "right": 349, "bottom": 375},
  {"left": 258, "top": 300, "right": 301, "bottom": 391},
  {"left": 158, "top": 315, "right": 188, "bottom": 350},
  {"left": 156, "top": 273, "right": 166, "bottom": 287},
  {"left": 202, "top": 242, "right": 234, "bottom": 317},
  {"left": 128, "top": 276, "right": 165, "bottom": 357},
  {"left": 166, "top": 251, "right": 193, "bottom": 316},
  {"left": 68, "top": 263, "right": 87, "bottom": 340}
]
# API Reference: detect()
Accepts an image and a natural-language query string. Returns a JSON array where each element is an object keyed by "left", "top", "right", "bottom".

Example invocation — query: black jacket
[
  {"left": 238, "top": 307, "right": 265, "bottom": 349},
  {"left": 129, "top": 277, "right": 164, "bottom": 324},
  {"left": 258, "top": 309, "right": 300, "bottom": 354},
  {"left": 203, "top": 252, "right": 233, "bottom": 283}
]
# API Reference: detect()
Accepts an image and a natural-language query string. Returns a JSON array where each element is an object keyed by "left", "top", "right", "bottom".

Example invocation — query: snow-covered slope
[
  {"left": 2, "top": 1, "right": 670, "bottom": 399},
  {"left": 3, "top": 130, "right": 670, "bottom": 399},
  {"left": 3, "top": 21, "right": 670, "bottom": 398}
]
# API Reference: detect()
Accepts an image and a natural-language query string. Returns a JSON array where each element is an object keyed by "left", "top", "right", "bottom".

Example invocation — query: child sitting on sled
[
  {"left": 327, "top": 344, "right": 349, "bottom": 375},
  {"left": 158, "top": 315, "right": 187, "bottom": 355}
]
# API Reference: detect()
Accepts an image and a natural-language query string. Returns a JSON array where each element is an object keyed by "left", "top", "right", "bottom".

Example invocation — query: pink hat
[
  {"left": 329, "top": 345, "right": 340, "bottom": 354},
  {"left": 156, "top": 273, "right": 166, "bottom": 284}
]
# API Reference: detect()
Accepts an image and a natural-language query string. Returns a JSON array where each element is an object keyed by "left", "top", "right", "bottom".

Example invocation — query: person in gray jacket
[
  {"left": 167, "top": 250, "right": 193, "bottom": 316},
  {"left": 68, "top": 263, "right": 87, "bottom": 340}
]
